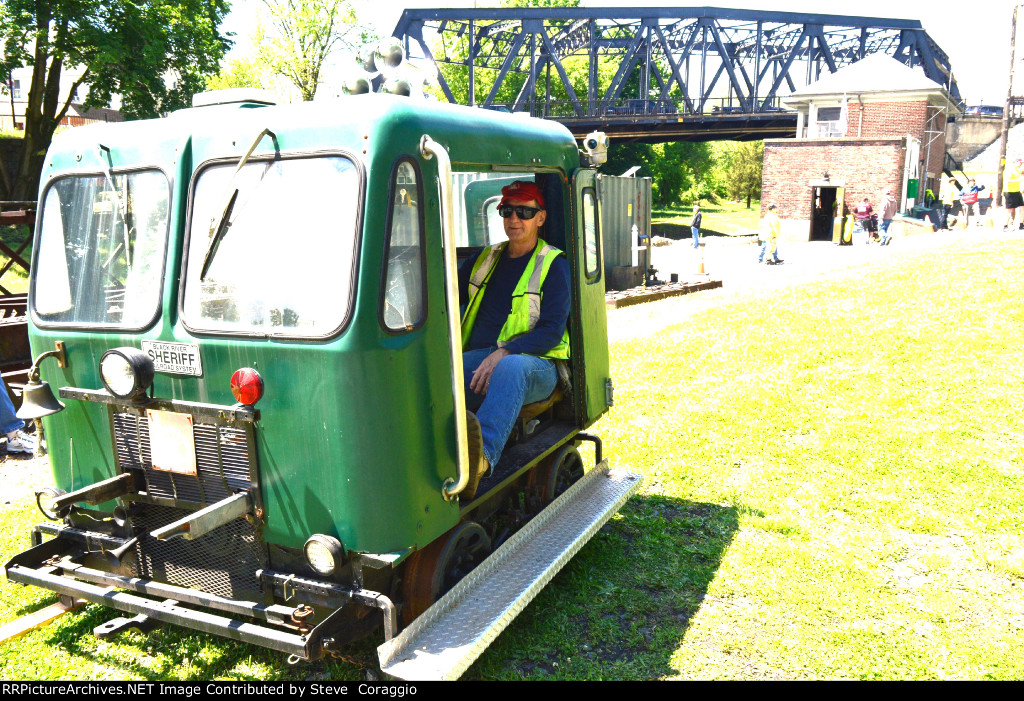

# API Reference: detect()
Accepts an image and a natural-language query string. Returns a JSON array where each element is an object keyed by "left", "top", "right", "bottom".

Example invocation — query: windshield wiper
[
  {"left": 97, "top": 143, "right": 132, "bottom": 270},
  {"left": 200, "top": 128, "right": 278, "bottom": 281}
]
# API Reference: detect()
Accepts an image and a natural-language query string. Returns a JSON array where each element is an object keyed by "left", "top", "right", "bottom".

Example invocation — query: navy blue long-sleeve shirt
[{"left": 458, "top": 244, "right": 571, "bottom": 356}]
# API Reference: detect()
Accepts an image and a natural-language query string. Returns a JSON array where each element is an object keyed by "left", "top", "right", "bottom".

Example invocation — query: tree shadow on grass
[
  {"left": 31, "top": 596, "right": 375, "bottom": 681},
  {"left": 469, "top": 494, "right": 741, "bottom": 680}
]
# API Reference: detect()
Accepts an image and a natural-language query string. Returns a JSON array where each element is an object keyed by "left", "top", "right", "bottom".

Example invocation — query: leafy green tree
[
  {"left": 0, "top": 0, "right": 231, "bottom": 200},
  {"left": 206, "top": 58, "right": 272, "bottom": 91},
  {"left": 601, "top": 141, "right": 717, "bottom": 207},
  {"left": 255, "top": 0, "right": 368, "bottom": 102},
  {"left": 723, "top": 140, "right": 764, "bottom": 208},
  {"left": 601, "top": 142, "right": 657, "bottom": 178}
]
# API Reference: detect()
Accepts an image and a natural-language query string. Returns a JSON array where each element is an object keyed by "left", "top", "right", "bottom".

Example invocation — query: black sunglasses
[{"left": 498, "top": 204, "right": 542, "bottom": 220}]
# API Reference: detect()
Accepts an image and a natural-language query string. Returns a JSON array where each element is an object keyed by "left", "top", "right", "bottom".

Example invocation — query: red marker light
[{"left": 230, "top": 368, "right": 264, "bottom": 406}]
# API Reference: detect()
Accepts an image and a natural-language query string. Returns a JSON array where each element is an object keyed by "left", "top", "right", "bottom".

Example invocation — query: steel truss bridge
[{"left": 392, "top": 7, "right": 959, "bottom": 143}]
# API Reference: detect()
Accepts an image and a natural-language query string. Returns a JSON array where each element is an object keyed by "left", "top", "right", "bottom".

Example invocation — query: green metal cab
[{"left": 5, "top": 91, "right": 637, "bottom": 678}]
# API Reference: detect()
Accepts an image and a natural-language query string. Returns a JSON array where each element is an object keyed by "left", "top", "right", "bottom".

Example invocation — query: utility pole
[{"left": 998, "top": 4, "right": 1019, "bottom": 200}]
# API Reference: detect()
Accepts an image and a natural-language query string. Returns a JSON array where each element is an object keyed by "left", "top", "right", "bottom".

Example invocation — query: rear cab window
[{"left": 182, "top": 155, "right": 361, "bottom": 337}]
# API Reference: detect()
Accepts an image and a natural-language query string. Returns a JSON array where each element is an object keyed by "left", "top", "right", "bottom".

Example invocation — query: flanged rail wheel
[
  {"left": 534, "top": 444, "right": 585, "bottom": 506},
  {"left": 401, "top": 521, "right": 491, "bottom": 624}
]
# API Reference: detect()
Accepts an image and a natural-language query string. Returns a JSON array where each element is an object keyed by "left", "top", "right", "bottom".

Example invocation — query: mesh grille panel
[
  {"left": 112, "top": 413, "right": 252, "bottom": 504},
  {"left": 133, "top": 504, "right": 265, "bottom": 599}
]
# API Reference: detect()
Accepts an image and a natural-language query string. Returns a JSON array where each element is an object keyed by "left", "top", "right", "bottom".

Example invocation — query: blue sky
[{"left": 222, "top": 0, "right": 1020, "bottom": 106}]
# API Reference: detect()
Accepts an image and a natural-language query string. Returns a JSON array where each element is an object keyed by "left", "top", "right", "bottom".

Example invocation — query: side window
[
  {"left": 582, "top": 187, "right": 600, "bottom": 280},
  {"left": 382, "top": 160, "right": 425, "bottom": 332}
]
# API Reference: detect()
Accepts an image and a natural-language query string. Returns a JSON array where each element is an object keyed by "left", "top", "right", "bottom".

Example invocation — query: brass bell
[{"left": 16, "top": 378, "right": 65, "bottom": 420}]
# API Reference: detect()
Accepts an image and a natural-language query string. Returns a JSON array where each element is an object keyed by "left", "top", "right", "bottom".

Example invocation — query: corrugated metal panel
[{"left": 598, "top": 174, "right": 651, "bottom": 272}]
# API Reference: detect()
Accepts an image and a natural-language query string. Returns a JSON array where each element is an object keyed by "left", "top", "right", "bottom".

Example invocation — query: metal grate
[
  {"left": 112, "top": 413, "right": 252, "bottom": 504},
  {"left": 132, "top": 504, "right": 266, "bottom": 599}
]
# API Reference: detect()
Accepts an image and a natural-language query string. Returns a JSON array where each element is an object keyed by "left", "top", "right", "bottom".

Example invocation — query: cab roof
[{"left": 43, "top": 93, "right": 581, "bottom": 181}]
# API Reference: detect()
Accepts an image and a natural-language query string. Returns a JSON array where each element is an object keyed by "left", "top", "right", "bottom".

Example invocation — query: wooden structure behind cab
[{"left": 0, "top": 202, "right": 35, "bottom": 406}]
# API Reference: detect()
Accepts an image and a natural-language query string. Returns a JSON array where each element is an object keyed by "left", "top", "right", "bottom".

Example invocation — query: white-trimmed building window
[{"left": 816, "top": 107, "right": 844, "bottom": 138}]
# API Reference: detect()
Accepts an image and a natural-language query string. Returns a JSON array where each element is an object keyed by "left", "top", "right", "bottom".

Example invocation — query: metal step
[{"left": 377, "top": 462, "right": 641, "bottom": 681}]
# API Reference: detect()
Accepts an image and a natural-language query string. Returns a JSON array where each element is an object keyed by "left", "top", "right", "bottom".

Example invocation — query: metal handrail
[
  {"left": 419, "top": 134, "right": 469, "bottom": 502},
  {"left": 480, "top": 96, "right": 788, "bottom": 120}
]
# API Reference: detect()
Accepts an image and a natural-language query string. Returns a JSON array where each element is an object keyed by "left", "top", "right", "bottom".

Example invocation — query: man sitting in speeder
[{"left": 458, "top": 180, "right": 571, "bottom": 499}]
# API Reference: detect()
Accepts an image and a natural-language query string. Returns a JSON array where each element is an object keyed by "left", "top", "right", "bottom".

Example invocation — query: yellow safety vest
[
  {"left": 1005, "top": 165, "right": 1021, "bottom": 193},
  {"left": 461, "top": 239, "right": 571, "bottom": 360}
]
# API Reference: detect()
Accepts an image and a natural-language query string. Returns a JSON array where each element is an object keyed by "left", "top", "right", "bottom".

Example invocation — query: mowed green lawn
[
  {"left": 2, "top": 235, "right": 1022, "bottom": 680},
  {"left": 653, "top": 200, "right": 761, "bottom": 238}
]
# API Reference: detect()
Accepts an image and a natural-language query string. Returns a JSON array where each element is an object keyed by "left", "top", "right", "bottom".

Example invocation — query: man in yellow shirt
[
  {"left": 759, "top": 203, "right": 782, "bottom": 264},
  {"left": 1003, "top": 158, "right": 1023, "bottom": 232}
]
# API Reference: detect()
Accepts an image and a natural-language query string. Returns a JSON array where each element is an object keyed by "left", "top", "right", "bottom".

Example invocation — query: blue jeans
[
  {"left": 0, "top": 383, "right": 24, "bottom": 435},
  {"left": 758, "top": 239, "right": 778, "bottom": 263},
  {"left": 691, "top": 226, "right": 700, "bottom": 248},
  {"left": 463, "top": 347, "right": 558, "bottom": 468},
  {"left": 880, "top": 218, "right": 893, "bottom": 244}
]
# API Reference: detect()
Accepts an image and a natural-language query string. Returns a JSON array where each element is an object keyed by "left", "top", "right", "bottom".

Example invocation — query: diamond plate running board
[{"left": 378, "top": 462, "right": 641, "bottom": 681}]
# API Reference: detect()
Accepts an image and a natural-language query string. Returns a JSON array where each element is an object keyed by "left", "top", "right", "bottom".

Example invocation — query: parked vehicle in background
[{"left": 964, "top": 105, "right": 1003, "bottom": 117}]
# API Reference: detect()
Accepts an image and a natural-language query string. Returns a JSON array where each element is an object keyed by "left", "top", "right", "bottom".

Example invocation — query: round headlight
[
  {"left": 99, "top": 347, "right": 154, "bottom": 399},
  {"left": 304, "top": 534, "right": 345, "bottom": 576}
]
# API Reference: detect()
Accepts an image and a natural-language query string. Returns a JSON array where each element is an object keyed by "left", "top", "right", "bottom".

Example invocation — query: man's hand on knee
[{"left": 470, "top": 348, "right": 511, "bottom": 395}]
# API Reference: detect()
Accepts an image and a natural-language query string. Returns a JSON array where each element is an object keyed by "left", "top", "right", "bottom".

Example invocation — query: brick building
[{"left": 761, "top": 54, "right": 960, "bottom": 242}]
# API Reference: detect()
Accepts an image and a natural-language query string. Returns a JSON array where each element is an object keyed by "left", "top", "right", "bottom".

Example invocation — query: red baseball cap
[{"left": 499, "top": 180, "right": 545, "bottom": 208}]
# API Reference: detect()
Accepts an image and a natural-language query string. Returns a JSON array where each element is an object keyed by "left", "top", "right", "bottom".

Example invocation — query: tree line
[
  {"left": 0, "top": 0, "right": 761, "bottom": 209},
  {"left": 601, "top": 140, "right": 762, "bottom": 209}
]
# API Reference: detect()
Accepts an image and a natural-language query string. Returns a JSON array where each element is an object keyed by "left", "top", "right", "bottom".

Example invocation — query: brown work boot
[{"left": 463, "top": 411, "right": 490, "bottom": 500}]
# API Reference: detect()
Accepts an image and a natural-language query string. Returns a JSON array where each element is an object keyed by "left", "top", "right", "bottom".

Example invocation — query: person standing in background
[
  {"left": 758, "top": 203, "right": 782, "bottom": 265},
  {"left": 853, "top": 197, "right": 874, "bottom": 243},
  {"left": 942, "top": 177, "right": 958, "bottom": 230},
  {"left": 960, "top": 179, "right": 985, "bottom": 227},
  {"left": 1, "top": 382, "right": 35, "bottom": 454},
  {"left": 1003, "top": 159, "right": 1023, "bottom": 232},
  {"left": 690, "top": 204, "right": 702, "bottom": 249},
  {"left": 879, "top": 190, "right": 898, "bottom": 245}
]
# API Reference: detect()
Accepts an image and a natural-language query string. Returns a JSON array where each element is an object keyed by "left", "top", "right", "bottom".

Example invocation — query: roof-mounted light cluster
[{"left": 340, "top": 37, "right": 437, "bottom": 99}]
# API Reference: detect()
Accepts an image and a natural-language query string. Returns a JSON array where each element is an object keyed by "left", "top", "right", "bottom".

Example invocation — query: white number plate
[
  {"left": 148, "top": 410, "right": 198, "bottom": 476},
  {"left": 142, "top": 341, "right": 203, "bottom": 377}
]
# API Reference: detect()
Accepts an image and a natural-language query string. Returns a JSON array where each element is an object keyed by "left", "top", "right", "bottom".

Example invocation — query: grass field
[
  {"left": 1, "top": 234, "right": 1022, "bottom": 680},
  {"left": 653, "top": 199, "right": 761, "bottom": 239}
]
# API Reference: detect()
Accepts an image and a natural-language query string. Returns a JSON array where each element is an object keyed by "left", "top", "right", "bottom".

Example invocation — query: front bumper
[{"left": 4, "top": 526, "right": 396, "bottom": 660}]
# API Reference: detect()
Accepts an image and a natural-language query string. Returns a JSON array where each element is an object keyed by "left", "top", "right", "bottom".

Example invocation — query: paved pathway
[{"left": 608, "top": 227, "right": 1021, "bottom": 343}]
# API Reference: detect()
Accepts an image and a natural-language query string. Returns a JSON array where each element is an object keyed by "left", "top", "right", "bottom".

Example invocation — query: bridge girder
[{"left": 391, "top": 7, "right": 959, "bottom": 144}]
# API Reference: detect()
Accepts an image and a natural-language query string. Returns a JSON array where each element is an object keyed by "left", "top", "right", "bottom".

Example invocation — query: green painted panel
[
  {"left": 29, "top": 93, "right": 582, "bottom": 555},
  {"left": 572, "top": 169, "right": 611, "bottom": 423}
]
